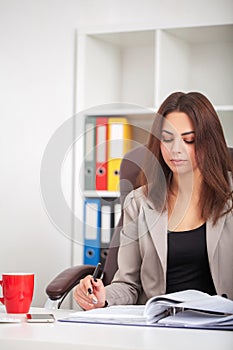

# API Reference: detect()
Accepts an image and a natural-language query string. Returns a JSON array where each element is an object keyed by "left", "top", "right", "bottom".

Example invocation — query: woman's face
[{"left": 160, "top": 111, "right": 199, "bottom": 175}]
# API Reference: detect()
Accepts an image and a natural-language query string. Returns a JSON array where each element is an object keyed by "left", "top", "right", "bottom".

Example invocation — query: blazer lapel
[
  {"left": 143, "top": 206, "right": 168, "bottom": 274},
  {"left": 144, "top": 207, "right": 226, "bottom": 271},
  {"left": 206, "top": 214, "right": 226, "bottom": 265}
]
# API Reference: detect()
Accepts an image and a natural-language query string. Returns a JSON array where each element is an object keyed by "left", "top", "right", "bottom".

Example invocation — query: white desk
[{"left": 0, "top": 306, "right": 233, "bottom": 350}]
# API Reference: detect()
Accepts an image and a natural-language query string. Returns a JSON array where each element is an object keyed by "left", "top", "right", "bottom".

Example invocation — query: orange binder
[
  {"left": 107, "top": 118, "right": 132, "bottom": 192},
  {"left": 96, "top": 117, "right": 108, "bottom": 190}
]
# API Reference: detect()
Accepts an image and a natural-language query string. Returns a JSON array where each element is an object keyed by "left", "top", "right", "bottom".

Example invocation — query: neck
[
  {"left": 167, "top": 170, "right": 204, "bottom": 231},
  {"left": 170, "top": 170, "right": 203, "bottom": 199}
]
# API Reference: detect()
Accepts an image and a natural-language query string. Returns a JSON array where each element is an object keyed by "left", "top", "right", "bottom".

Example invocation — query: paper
[
  {"left": 64, "top": 305, "right": 146, "bottom": 325},
  {"left": 158, "top": 310, "right": 233, "bottom": 327},
  {"left": 178, "top": 295, "right": 233, "bottom": 314},
  {"left": 59, "top": 290, "right": 233, "bottom": 329}
]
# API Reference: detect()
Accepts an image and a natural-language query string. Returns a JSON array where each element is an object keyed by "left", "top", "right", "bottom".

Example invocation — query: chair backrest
[{"left": 102, "top": 145, "right": 233, "bottom": 286}]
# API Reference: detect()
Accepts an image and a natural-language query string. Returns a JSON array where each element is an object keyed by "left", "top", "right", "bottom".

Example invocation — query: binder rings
[
  {"left": 83, "top": 198, "right": 101, "bottom": 265},
  {"left": 84, "top": 116, "right": 96, "bottom": 190},
  {"left": 96, "top": 117, "right": 108, "bottom": 190},
  {"left": 107, "top": 118, "right": 132, "bottom": 191}
]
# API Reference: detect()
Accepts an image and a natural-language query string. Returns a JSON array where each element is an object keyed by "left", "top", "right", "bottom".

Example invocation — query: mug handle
[{"left": 0, "top": 280, "right": 4, "bottom": 305}]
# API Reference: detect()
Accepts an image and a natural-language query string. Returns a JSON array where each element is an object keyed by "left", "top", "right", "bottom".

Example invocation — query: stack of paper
[{"left": 59, "top": 290, "right": 233, "bottom": 330}]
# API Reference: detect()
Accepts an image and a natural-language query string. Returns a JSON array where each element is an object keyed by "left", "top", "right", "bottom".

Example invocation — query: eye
[
  {"left": 183, "top": 138, "right": 195, "bottom": 144},
  {"left": 161, "top": 136, "right": 174, "bottom": 143}
]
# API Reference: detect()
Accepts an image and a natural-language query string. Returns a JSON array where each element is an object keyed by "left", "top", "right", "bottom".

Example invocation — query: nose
[{"left": 170, "top": 137, "right": 183, "bottom": 154}]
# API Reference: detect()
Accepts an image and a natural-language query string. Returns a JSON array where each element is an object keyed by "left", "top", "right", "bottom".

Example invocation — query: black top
[{"left": 166, "top": 223, "right": 216, "bottom": 295}]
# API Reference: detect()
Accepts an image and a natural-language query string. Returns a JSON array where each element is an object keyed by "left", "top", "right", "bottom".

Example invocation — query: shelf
[
  {"left": 77, "top": 23, "right": 233, "bottom": 198},
  {"left": 159, "top": 24, "right": 233, "bottom": 106},
  {"left": 84, "top": 191, "right": 120, "bottom": 198},
  {"left": 82, "top": 103, "right": 155, "bottom": 116},
  {"left": 79, "top": 24, "right": 233, "bottom": 111},
  {"left": 83, "top": 30, "right": 156, "bottom": 108}
]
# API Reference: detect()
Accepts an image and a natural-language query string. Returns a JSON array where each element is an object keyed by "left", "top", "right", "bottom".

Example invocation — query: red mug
[{"left": 0, "top": 273, "right": 34, "bottom": 313}]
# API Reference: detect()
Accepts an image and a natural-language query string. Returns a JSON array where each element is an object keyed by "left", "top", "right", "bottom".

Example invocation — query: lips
[{"left": 170, "top": 159, "right": 187, "bottom": 166}]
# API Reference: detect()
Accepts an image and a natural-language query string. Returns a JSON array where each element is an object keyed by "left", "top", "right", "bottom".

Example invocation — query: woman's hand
[{"left": 73, "top": 275, "right": 106, "bottom": 310}]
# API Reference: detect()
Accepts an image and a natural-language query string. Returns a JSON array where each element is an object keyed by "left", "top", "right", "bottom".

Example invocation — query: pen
[
  {"left": 92, "top": 262, "right": 102, "bottom": 280},
  {"left": 87, "top": 263, "right": 102, "bottom": 300},
  {"left": 87, "top": 263, "right": 102, "bottom": 295}
]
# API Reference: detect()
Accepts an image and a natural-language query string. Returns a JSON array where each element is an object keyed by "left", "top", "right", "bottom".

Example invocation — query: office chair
[
  {"left": 45, "top": 146, "right": 233, "bottom": 309},
  {"left": 45, "top": 145, "right": 147, "bottom": 308}
]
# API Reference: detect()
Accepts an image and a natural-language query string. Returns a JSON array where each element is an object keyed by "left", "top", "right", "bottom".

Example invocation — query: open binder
[{"left": 59, "top": 290, "right": 233, "bottom": 330}]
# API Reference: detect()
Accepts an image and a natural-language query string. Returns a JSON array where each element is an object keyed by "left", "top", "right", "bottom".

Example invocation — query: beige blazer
[{"left": 106, "top": 186, "right": 233, "bottom": 304}]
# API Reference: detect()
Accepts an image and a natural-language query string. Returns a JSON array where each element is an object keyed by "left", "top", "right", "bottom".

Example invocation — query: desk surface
[{"left": 0, "top": 306, "right": 233, "bottom": 350}]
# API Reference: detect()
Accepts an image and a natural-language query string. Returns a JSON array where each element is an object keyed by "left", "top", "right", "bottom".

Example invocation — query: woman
[{"left": 74, "top": 92, "right": 233, "bottom": 309}]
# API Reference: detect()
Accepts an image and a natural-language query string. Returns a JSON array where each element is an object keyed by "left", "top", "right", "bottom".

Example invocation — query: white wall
[{"left": 0, "top": 0, "right": 232, "bottom": 307}]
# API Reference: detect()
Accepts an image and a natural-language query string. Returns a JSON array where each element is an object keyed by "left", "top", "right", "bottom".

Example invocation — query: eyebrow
[{"left": 161, "top": 130, "right": 195, "bottom": 136}]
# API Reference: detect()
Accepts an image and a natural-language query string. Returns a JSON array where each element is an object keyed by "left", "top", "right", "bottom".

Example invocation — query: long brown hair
[{"left": 138, "top": 91, "right": 233, "bottom": 224}]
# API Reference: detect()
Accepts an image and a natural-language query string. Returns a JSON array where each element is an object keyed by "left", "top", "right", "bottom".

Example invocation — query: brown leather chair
[
  {"left": 45, "top": 146, "right": 233, "bottom": 308},
  {"left": 45, "top": 145, "right": 148, "bottom": 308}
]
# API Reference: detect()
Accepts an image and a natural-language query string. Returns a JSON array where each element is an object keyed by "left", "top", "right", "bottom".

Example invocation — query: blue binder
[{"left": 83, "top": 198, "right": 101, "bottom": 265}]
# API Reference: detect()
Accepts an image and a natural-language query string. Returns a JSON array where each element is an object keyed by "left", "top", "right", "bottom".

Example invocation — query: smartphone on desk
[{"left": 26, "top": 313, "right": 55, "bottom": 323}]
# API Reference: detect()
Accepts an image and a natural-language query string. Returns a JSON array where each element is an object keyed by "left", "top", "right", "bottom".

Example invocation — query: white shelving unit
[
  {"left": 76, "top": 22, "right": 233, "bottom": 190},
  {"left": 77, "top": 24, "right": 233, "bottom": 109},
  {"left": 72, "top": 23, "right": 233, "bottom": 265},
  {"left": 76, "top": 23, "right": 232, "bottom": 149}
]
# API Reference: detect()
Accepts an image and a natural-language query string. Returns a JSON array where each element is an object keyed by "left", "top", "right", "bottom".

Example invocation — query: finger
[
  {"left": 75, "top": 280, "right": 88, "bottom": 300},
  {"left": 74, "top": 280, "right": 91, "bottom": 301},
  {"left": 91, "top": 278, "right": 104, "bottom": 291},
  {"left": 78, "top": 278, "right": 98, "bottom": 304},
  {"left": 73, "top": 284, "right": 97, "bottom": 307},
  {"left": 73, "top": 284, "right": 84, "bottom": 302},
  {"left": 82, "top": 275, "right": 95, "bottom": 294},
  {"left": 76, "top": 293, "right": 95, "bottom": 310},
  {"left": 77, "top": 277, "right": 92, "bottom": 299}
]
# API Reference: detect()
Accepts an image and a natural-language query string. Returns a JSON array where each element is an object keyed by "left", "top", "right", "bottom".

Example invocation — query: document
[
  {"left": 60, "top": 305, "right": 146, "bottom": 325},
  {"left": 59, "top": 290, "right": 233, "bottom": 330}
]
